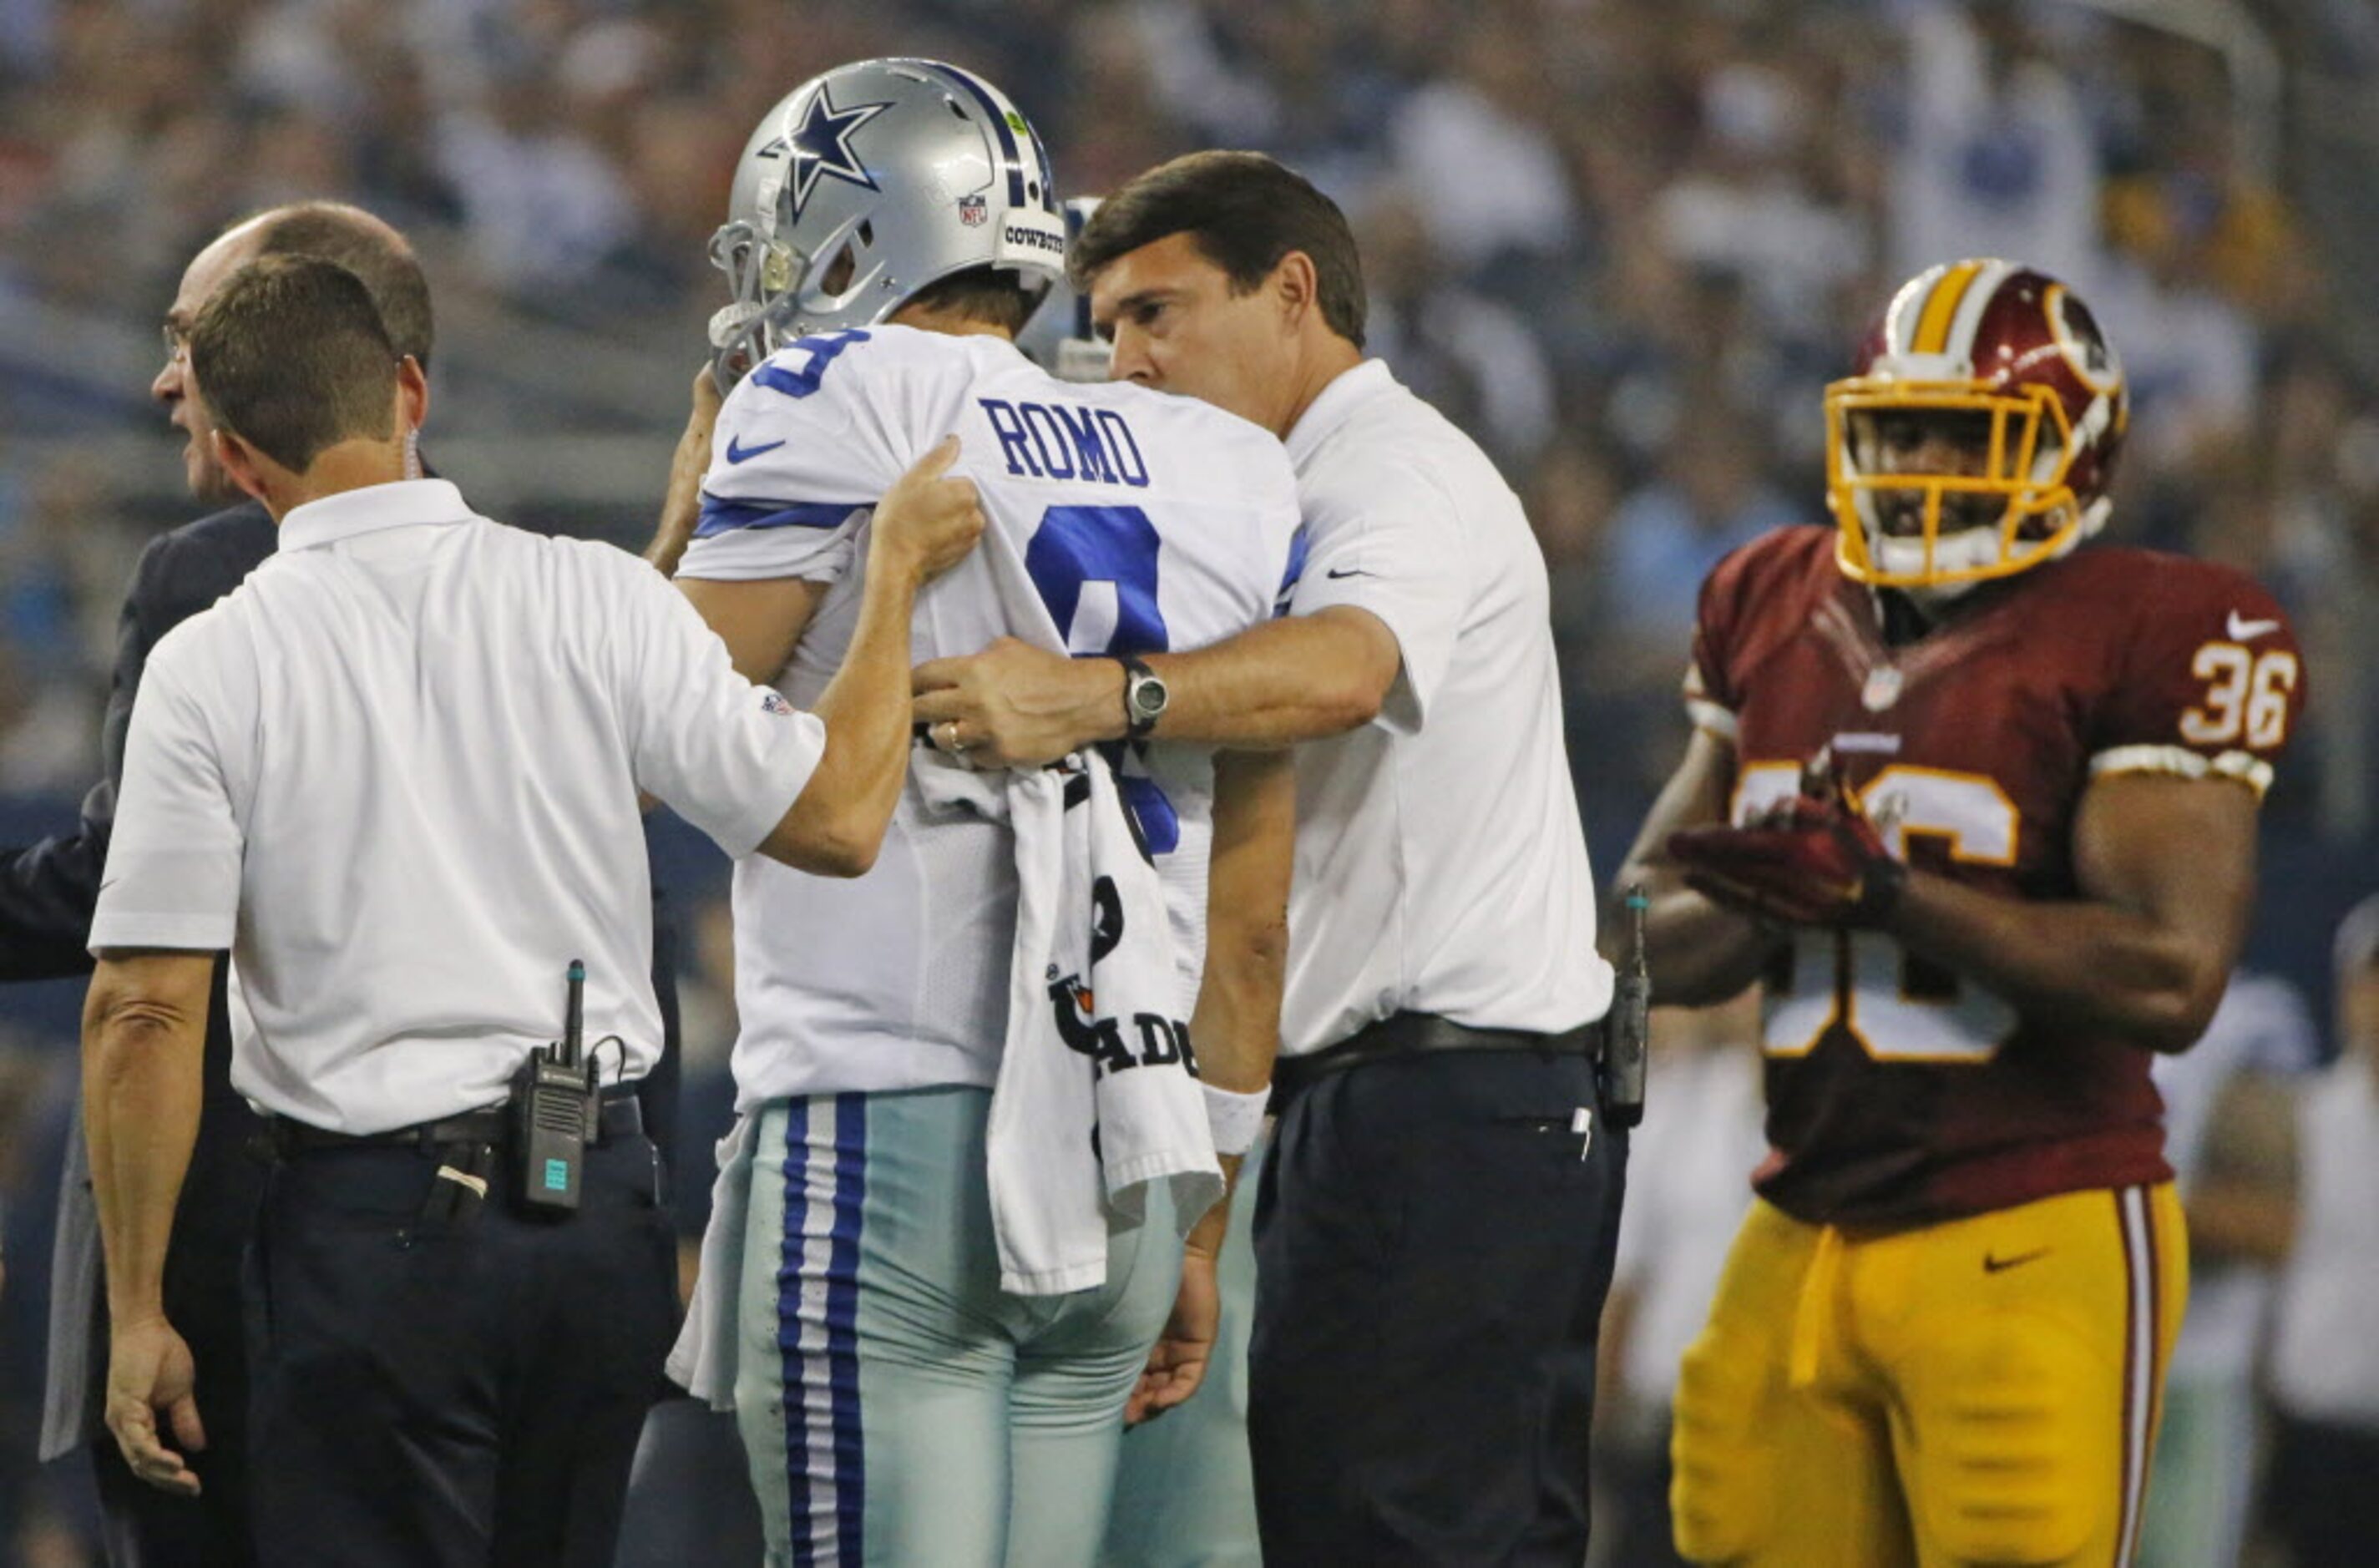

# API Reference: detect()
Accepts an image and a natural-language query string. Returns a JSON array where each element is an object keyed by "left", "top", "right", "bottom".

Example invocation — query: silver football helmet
[{"left": 707, "top": 58, "right": 1066, "bottom": 382}]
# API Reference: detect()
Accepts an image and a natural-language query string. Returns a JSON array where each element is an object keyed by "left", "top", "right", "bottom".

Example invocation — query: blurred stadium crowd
[{"left": 2, "top": 0, "right": 2376, "bottom": 1563}]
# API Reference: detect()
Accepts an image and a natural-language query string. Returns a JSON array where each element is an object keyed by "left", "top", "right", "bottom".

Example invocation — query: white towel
[
  {"left": 666, "top": 1112, "right": 757, "bottom": 1410},
  {"left": 917, "top": 746, "right": 1223, "bottom": 1294}
]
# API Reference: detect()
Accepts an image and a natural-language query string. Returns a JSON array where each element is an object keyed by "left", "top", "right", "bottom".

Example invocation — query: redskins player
[{"left": 1617, "top": 257, "right": 2305, "bottom": 1567}]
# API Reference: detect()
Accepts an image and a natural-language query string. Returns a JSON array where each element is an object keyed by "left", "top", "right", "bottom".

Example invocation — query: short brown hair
[
  {"left": 255, "top": 202, "right": 435, "bottom": 370},
  {"left": 904, "top": 264, "right": 1039, "bottom": 335},
  {"left": 189, "top": 255, "right": 398, "bottom": 473},
  {"left": 1071, "top": 151, "right": 1366, "bottom": 348}
]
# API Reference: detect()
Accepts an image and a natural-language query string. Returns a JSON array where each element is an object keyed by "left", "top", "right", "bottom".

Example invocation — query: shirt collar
[
  {"left": 279, "top": 478, "right": 473, "bottom": 552},
  {"left": 1284, "top": 358, "right": 1397, "bottom": 468}
]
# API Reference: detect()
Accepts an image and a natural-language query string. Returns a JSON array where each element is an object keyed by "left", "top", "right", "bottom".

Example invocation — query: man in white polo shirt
[
  {"left": 82, "top": 255, "right": 981, "bottom": 1567},
  {"left": 914, "top": 151, "right": 1625, "bottom": 1565}
]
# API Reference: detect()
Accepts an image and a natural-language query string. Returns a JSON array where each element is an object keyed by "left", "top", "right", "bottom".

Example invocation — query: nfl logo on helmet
[{"left": 957, "top": 194, "right": 988, "bottom": 227}]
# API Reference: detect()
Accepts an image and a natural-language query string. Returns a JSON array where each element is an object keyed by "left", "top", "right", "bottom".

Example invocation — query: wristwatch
[{"left": 1118, "top": 653, "right": 1167, "bottom": 740}]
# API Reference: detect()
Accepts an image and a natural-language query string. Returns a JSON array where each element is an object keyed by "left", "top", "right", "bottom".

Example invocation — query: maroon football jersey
[{"left": 1688, "top": 525, "right": 2306, "bottom": 1227}]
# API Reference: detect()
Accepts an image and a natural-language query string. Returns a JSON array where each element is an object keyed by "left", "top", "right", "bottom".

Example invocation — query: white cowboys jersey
[{"left": 680, "top": 324, "right": 1303, "bottom": 1105}]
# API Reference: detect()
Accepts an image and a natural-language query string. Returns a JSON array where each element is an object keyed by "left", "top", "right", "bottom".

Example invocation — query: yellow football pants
[{"left": 1671, "top": 1184, "right": 2186, "bottom": 1567}]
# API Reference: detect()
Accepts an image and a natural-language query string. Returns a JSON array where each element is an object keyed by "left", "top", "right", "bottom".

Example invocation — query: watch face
[{"left": 1131, "top": 672, "right": 1167, "bottom": 719}]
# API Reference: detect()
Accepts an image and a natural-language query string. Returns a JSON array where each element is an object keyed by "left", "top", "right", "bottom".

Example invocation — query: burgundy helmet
[{"left": 1825, "top": 259, "right": 2128, "bottom": 592}]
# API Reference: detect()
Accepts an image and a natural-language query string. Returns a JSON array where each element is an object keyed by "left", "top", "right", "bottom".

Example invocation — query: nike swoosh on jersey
[
  {"left": 1325, "top": 566, "right": 1373, "bottom": 580},
  {"left": 2225, "top": 610, "right": 2281, "bottom": 640},
  {"left": 726, "top": 434, "right": 788, "bottom": 463}
]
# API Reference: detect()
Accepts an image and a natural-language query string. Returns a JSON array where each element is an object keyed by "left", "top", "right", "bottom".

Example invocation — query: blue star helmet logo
[{"left": 784, "top": 84, "right": 892, "bottom": 221}]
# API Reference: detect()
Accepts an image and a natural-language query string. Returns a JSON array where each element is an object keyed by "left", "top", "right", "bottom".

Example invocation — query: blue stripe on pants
[
  {"left": 829, "top": 1094, "right": 867, "bottom": 1560},
  {"left": 777, "top": 1100, "right": 816, "bottom": 1563},
  {"left": 776, "top": 1096, "right": 868, "bottom": 1564}
]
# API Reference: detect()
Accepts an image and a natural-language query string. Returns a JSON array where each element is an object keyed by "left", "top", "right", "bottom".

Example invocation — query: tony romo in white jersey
[{"left": 678, "top": 321, "right": 1303, "bottom": 1105}]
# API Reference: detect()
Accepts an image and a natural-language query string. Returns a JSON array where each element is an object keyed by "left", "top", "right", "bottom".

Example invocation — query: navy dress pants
[
  {"left": 1249, "top": 1045, "right": 1628, "bottom": 1566},
  {"left": 243, "top": 1131, "right": 676, "bottom": 1568}
]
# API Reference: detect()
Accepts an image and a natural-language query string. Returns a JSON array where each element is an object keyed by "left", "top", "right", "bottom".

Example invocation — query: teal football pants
[
  {"left": 735, "top": 1088, "right": 1182, "bottom": 1566},
  {"left": 1100, "top": 1127, "right": 1265, "bottom": 1568}
]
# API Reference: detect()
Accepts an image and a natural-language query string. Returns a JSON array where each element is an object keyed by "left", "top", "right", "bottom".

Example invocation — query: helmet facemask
[
  {"left": 706, "top": 213, "right": 888, "bottom": 386},
  {"left": 1826, "top": 379, "right": 2103, "bottom": 598},
  {"left": 705, "top": 220, "right": 779, "bottom": 386}
]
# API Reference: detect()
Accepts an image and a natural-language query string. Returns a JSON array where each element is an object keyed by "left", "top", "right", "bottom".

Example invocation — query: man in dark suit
[{"left": 3, "top": 200, "right": 684, "bottom": 1565}]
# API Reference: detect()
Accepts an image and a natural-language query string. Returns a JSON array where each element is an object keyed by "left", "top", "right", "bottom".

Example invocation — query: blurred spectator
[
  {"left": 1601, "top": 399, "right": 1799, "bottom": 667},
  {"left": 433, "top": 68, "right": 635, "bottom": 298},
  {"left": 0, "top": 457, "right": 126, "bottom": 792},
  {"left": 1052, "top": 6, "right": 1190, "bottom": 200},
  {"left": 1358, "top": 190, "right": 1558, "bottom": 468},
  {"left": 0, "top": 643, "right": 94, "bottom": 794},
  {"left": 1125, "top": 0, "right": 1284, "bottom": 151},
  {"left": 1885, "top": 0, "right": 2103, "bottom": 286},
  {"left": 1386, "top": 13, "right": 1578, "bottom": 274},
  {"left": 1527, "top": 432, "right": 1622, "bottom": 654},
  {"left": 2261, "top": 896, "right": 2379, "bottom": 1568},
  {"left": 2090, "top": 228, "right": 2257, "bottom": 488},
  {"left": 2256, "top": 342, "right": 2379, "bottom": 839},
  {"left": 2140, "top": 973, "right": 2320, "bottom": 1568},
  {"left": 1652, "top": 54, "right": 1867, "bottom": 350}
]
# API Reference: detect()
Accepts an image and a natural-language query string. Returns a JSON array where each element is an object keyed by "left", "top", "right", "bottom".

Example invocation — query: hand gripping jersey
[
  {"left": 680, "top": 324, "right": 1303, "bottom": 1105},
  {"left": 1687, "top": 525, "right": 2305, "bottom": 1227}
]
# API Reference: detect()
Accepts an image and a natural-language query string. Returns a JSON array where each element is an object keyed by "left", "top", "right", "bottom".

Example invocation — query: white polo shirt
[
  {"left": 1279, "top": 360, "right": 1611, "bottom": 1055},
  {"left": 90, "top": 478, "right": 822, "bottom": 1135}
]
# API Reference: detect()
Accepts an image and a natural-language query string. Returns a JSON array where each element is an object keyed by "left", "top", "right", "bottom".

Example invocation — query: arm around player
[{"left": 912, "top": 607, "right": 1402, "bottom": 762}]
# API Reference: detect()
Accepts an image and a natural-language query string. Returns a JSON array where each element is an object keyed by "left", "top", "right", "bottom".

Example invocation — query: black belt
[
  {"left": 1273, "top": 1011, "right": 1603, "bottom": 1098},
  {"left": 268, "top": 1085, "right": 643, "bottom": 1157}
]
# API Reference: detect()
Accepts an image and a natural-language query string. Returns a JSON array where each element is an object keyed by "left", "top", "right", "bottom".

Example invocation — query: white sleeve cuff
[
  {"left": 704, "top": 710, "right": 828, "bottom": 860},
  {"left": 86, "top": 910, "right": 234, "bottom": 956},
  {"left": 1202, "top": 1081, "right": 1271, "bottom": 1157}
]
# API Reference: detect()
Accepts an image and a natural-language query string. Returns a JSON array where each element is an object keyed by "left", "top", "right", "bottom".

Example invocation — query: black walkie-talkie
[
  {"left": 512, "top": 959, "right": 599, "bottom": 1214},
  {"left": 1603, "top": 886, "right": 1652, "bottom": 1130}
]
